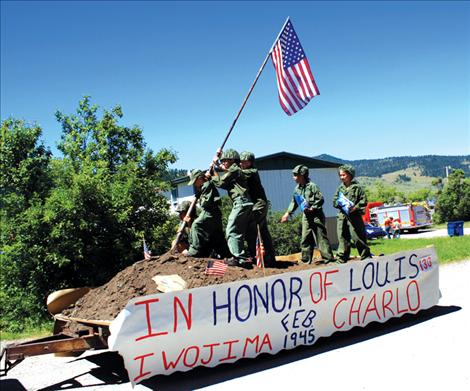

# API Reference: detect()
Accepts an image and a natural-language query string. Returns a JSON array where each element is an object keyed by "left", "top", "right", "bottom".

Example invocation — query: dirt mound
[{"left": 61, "top": 252, "right": 317, "bottom": 322}]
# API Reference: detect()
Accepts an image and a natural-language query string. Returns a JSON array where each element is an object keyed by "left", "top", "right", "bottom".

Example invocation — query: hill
[{"left": 314, "top": 154, "right": 470, "bottom": 177}]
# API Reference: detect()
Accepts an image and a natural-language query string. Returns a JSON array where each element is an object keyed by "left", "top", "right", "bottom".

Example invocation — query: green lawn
[
  {"left": 431, "top": 221, "right": 470, "bottom": 230},
  {"left": 1, "top": 321, "right": 53, "bottom": 341},
  {"left": 363, "top": 235, "right": 470, "bottom": 264}
]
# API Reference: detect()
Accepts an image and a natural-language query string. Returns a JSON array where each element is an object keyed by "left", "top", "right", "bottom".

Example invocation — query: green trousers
[
  {"left": 301, "top": 212, "right": 335, "bottom": 263},
  {"left": 336, "top": 212, "right": 371, "bottom": 261},
  {"left": 188, "top": 210, "right": 229, "bottom": 258},
  {"left": 246, "top": 205, "right": 276, "bottom": 267},
  {"left": 226, "top": 197, "right": 253, "bottom": 260}
]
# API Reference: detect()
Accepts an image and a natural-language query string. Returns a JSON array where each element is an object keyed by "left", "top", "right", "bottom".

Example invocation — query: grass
[
  {"left": 362, "top": 235, "right": 470, "bottom": 264},
  {"left": 357, "top": 168, "right": 436, "bottom": 194},
  {"left": 431, "top": 221, "right": 470, "bottom": 230},
  {"left": 1, "top": 320, "right": 53, "bottom": 341}
]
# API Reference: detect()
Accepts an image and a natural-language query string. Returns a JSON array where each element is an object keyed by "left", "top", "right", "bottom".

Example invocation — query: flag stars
[{"left": 271, "top": 19, "right": 318, "bottom": 115}]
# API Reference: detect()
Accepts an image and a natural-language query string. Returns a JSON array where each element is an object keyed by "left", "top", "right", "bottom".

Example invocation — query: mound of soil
[{"left": 61, "top": 251, "right": 319, "bottom": 322}]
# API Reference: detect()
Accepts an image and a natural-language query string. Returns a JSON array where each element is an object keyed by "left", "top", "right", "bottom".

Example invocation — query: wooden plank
[
  {"left": 54, "top": 314, "right": 112, "bottom": 326},
  {"left": 4, "top": 335, "right": 107, "bottom": 360}
]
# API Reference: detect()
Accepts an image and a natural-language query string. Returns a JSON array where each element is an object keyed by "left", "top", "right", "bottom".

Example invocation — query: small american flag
[
  {"left": 271, "top": 19, "right": 319, "bottom": 116},
  {"left": 143, "top": 239, "right": 151, "bottom": 260},
  {"left": 256, "top": 233, "right": 265, "bottom": 268},
  {"left": 205, "top": 260, "right": 228, "bottom": 276}
]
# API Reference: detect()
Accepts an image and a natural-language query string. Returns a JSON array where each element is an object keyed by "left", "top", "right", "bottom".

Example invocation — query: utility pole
[{"left": 445, "top": 166, "right": 452, "bottom": 177}]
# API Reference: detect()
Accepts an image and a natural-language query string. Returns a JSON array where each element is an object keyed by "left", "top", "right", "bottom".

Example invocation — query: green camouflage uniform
[
  {"left": 243, "top": 168, "right": 276, "bottom": 266},
  {"left": 212, "top": 164, "right": 253, "bottom": 261},
  {"left": 286, "top": 181, "right": 335, "bottom": 263},
  {"left": 187, "top": 180, "right": 229, "bottom": 258},
  {"left": 333, "top": 180, "right": 371, "bottom": 260},
  {"left": 175, "top": 201, "right": 196, "bottom": 250}
]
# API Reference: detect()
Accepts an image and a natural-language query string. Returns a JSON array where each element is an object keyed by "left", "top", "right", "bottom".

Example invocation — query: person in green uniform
[
  {"left": 172, "top": 200, "right": 196, "bottom": 253},
  {"left": 208, "top": 148, "right": 253, "bottom": 268},
  {"left": 281, "top": 165, "right": 335, "bottom": 264},
  {"left": 240, "top": 151, "right": 276, "bottom": 267},
  {"left": 181, "top": 169, "right": 229, "bottom": 258},
  {"left": 333, "top": 164, "right": 372, "bottom": 262}
]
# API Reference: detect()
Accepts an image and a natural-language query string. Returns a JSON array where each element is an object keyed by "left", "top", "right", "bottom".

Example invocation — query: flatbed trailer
[{"left": 0, "top": 314, "right": 111, "bottom": 376}]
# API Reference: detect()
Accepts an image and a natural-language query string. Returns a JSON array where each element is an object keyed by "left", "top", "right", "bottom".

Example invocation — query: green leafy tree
[
  {"left": 366, "top": 182, "right": 405, "bottom": 204},
  {"left": 407, "top": 188, "right": 433, "bottom": 202},
  {"left": 432, "top": 177, "right": 444, "bottom": 193},
  {"left": 1, "top": 119, "right": 53, "bottom": 330},
  {"left": 268, "top": 211, "right": 302, "bottom": 256},
  {"left": 0, "top": 119, "right": 52, "bottom": 212},
  {"left": 395, "top": 174, "right": 411, "bottom": 183},
  {"left": 0, "top": 98, "right": 179, "bottom": 332},
  {"left": 434, "top": 169, "right": 470, "bottom": 223},
  {"left": 46, "top": 96, "right": 178, "bottom": 284}
]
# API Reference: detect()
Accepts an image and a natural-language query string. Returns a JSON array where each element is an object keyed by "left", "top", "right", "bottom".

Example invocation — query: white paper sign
[
  {"left": 152, "top": 274, "right": 187, "bottom": 293},
  {"left": 109, "top": 247, "right": 440, "bottom": 384}
]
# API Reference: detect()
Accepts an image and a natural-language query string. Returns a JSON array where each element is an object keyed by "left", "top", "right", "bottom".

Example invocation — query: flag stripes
[
  {"left": 205, "top": 260, "right": 228, "bottom": 276},
  {"left": 270, "top": 19, "right": 319, "bottom": 116},
  {"left": 143, "top": 239, "right": 151, "bottom": 260},
  {"left": 256, "top": 232, "right": 265, "bottom": 269}
]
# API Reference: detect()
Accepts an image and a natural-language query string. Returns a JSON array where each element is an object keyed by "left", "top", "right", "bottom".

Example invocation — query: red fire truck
[{"left": 369, "top": 203, "right": 432, "bottom": 232}]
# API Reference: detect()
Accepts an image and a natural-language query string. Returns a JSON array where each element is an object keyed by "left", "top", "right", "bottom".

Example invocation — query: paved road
[
  {"left": 2, "top": 261, "right": 469, "bottom": 391},
  {"left": 399, "top": 227, "right": 469, "bottom": 239}
]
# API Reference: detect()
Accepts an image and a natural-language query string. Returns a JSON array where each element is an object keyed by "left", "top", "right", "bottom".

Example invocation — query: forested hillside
[{"left": 315, "top": 154, "right": 470, "bottom": 177}]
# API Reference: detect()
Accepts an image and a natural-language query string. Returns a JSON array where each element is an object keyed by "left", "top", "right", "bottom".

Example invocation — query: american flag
[
  {"left": 271, "top": 19, "right": 320, "bottom": 116},
  {"left": 205, "top": 260, "right": 228, "bottom": 276},
  {"left": 143, "top": 239, "right": 151, "bottom": 260},
  {"left": 256, "top": 234, "right": 265, "bottom": 268}
]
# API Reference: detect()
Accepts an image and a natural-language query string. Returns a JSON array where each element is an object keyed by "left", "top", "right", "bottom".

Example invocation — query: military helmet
[
  {"left": 220, "top": 148, "right": 240, "bottom": 161},
  {"left": 339, "top": 164, "right": 356, "bottom": 179},
  {"left": 188, "top": 169, "right": 204, "bottom": 185},
  {"left": 292, "top": 164, "right": 309, "bottom": 177},
  {"left": 240, "top": 151, "right": 255, "bottom": 161},
  {"left": 175, "top": 200, "right": 191, "bottom": 214}
]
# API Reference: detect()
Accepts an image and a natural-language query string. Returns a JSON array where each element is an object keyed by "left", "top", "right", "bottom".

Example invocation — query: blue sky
[{"left": 1, "top": 1, "right": 469, "bottom": 170}]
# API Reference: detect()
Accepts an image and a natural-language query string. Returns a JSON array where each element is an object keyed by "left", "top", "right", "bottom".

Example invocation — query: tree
[
  {"left": 365, "top": 182, "right": 405, "bottom": 204},
  {"left": 0, "top": 118, "right": 52, "bottom": 212},
  {"left": 1, "top": 119, "right": 53, "bottom": 331},
  {"left": 0, "top": 98, "right": 179, "bottom": 331},
  {"left": 431, "top": 177, "right": 443, "bottom": 192},
  {"left": 407, "top": 188, "right": 432, "bottom": 202},
  {"left": 434, "top": 169, "right": 470, "bottom": 223},
  {"left": 268, "top": 211, "right": 302, "bottom": 256},
  {"left": 46, "top": 96, "right": 178, "bottom": 285}
]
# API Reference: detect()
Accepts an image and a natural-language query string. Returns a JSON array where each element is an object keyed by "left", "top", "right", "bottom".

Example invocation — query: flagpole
[
  {"left": 172, "top": 17, "right": 291, "bottom": 254},
  {"left": 219, "top": 17, "right": 291, "bottom": 150}
]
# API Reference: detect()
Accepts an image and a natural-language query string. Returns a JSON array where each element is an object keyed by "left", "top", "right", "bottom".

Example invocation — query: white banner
[{"left": 108, "top": 247, "right": 440, "bottom": 384}]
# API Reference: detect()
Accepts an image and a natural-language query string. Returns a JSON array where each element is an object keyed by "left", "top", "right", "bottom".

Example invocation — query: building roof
[
  {"left": 254, "top": 151, "right": 341, "bottom": 171},
  {"left": 171, "top": 152, "right": 341, "bottom": 185}
]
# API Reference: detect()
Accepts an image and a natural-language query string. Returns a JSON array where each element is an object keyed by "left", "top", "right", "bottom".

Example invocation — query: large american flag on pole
[{"left": 271, "top": 19, "right": 320, "bottom": 116}]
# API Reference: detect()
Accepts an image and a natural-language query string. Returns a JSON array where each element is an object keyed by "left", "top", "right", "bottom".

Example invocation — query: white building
[{"left": 168, "top": 152, "right": 341, "bottom": 243}]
